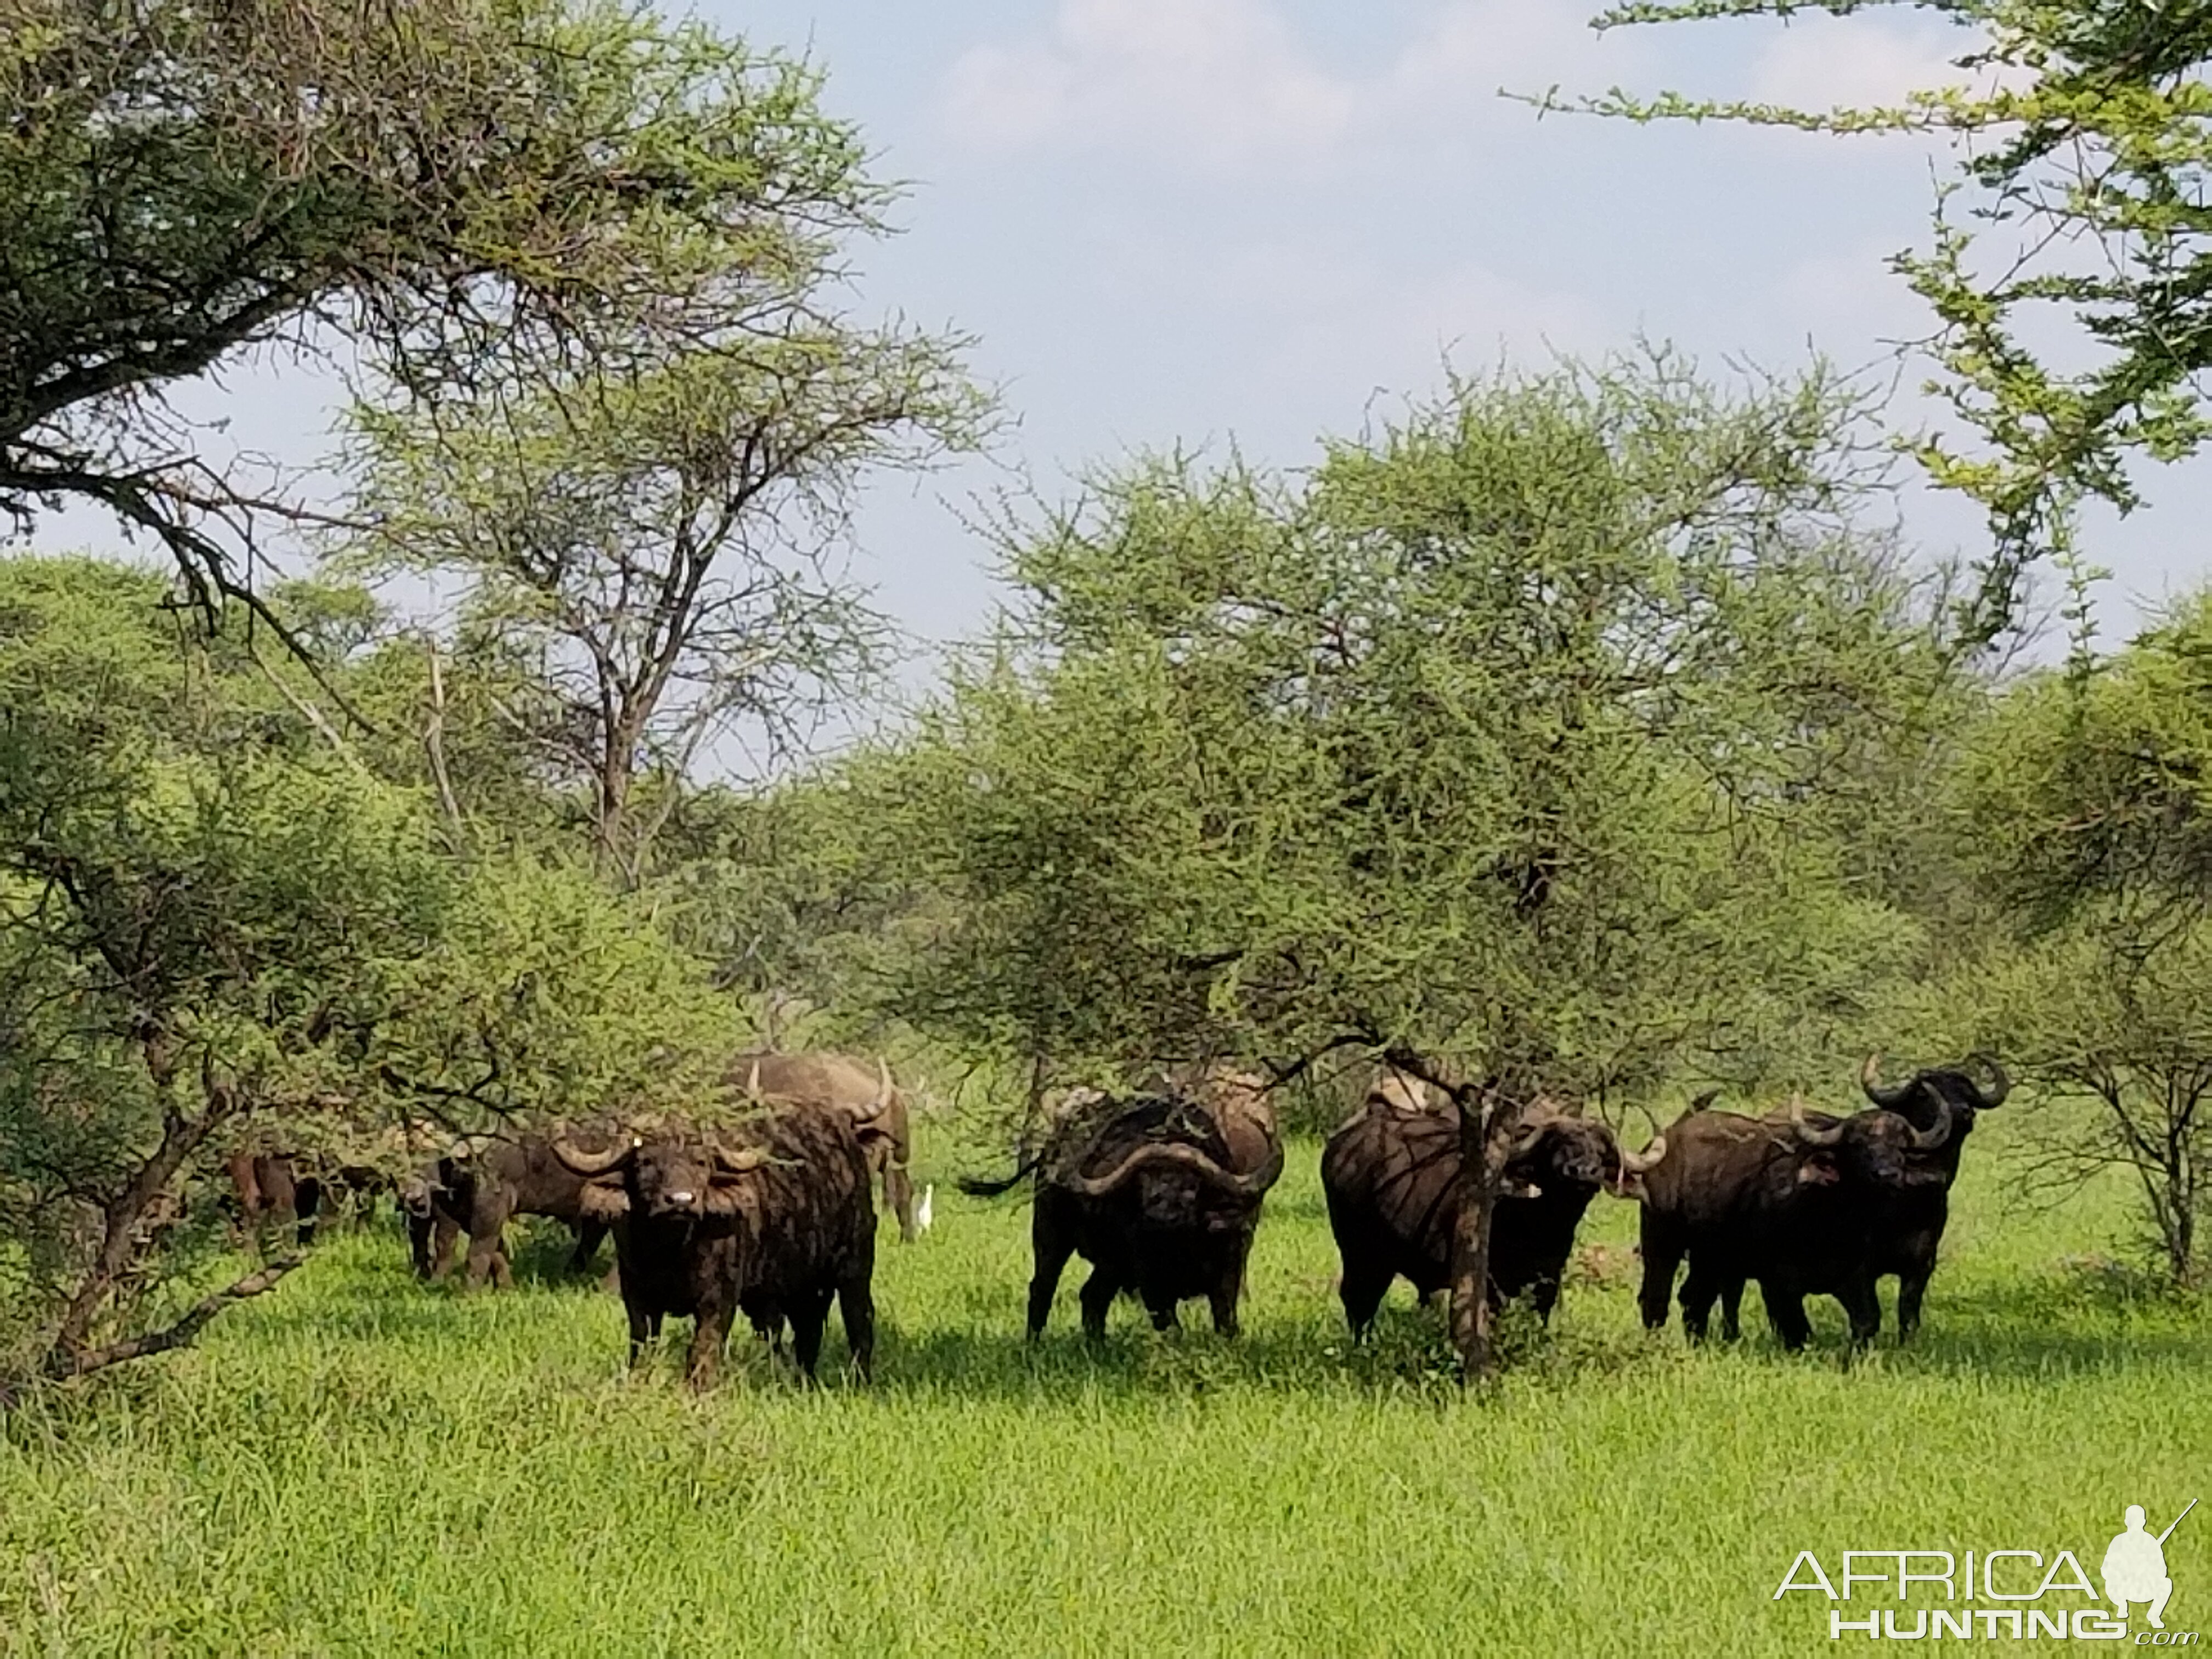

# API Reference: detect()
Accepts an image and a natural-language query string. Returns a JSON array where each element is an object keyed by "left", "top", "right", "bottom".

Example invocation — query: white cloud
[
  {"left": 1749, "top": 15, "right": 1982, "bottom": 112},
  {"left": 938, "top": 0, "right": 1612, "bottom": 174},
  {"left": 940, "top": 0, "right": 1355, "bottom": 170}
]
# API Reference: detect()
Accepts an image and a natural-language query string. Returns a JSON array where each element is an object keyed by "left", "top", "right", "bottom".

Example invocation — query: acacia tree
[
  {"left": 1939, "top": 591, "right": 2212, "bottom": 1285},
  {"left": 0, "top": 557, "right": 735, "bottom": 1386},
  {"left": 1577, "top": 0, "right": 2212, "bottom": 637},
  {"left": 347, "top": 328, "right": 986, "bottom": 882},
  {"left": 0, "top": 0, "right": 907, "bottom": 646},
  {"left": 876, "top": 355, "right": 1951, "bottom": 1374}
]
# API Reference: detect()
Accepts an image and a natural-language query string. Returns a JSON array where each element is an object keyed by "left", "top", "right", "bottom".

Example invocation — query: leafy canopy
[
  {"left": 1577, "top": 0, "right": 2212, "bottom": 637},
  {"left": 1, "top": 0, "right": 904, "bottom": 630},
  {"left": 874, "top": 356, "right": 1950, "bottom": 1106}
]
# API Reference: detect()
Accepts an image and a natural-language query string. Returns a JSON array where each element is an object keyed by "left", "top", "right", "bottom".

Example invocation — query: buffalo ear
[
  {"left": 1795, "top": 1154, "right": 1841, "bottom": 1187},
  {"left": 577, "top": 1183, "right": 631, "bottom": 1223}
]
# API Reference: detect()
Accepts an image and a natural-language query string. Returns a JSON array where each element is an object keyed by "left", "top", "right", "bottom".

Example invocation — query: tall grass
[{"left": 3, "top": 1115, "right": 2207, "bottom": 1656}]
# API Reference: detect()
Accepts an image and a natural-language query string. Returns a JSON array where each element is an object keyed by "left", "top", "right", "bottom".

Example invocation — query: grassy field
[{"left": 3, "top": 1116, "right": 2208, "bottom": 1657}]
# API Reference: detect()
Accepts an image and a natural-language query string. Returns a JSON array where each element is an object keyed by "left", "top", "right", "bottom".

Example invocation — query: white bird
[{"left": 916, "top": 1182, "right": 934, "bottom": 1235}]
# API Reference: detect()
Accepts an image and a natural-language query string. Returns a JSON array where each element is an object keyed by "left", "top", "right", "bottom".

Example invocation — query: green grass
[{"left": 3, "top": 1120, "right": 2209, "bottom": 1657}]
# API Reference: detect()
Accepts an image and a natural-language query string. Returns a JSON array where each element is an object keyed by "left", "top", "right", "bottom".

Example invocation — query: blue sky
[{"left": 24, "top": 1, "right": 2212, "bottom": 668}]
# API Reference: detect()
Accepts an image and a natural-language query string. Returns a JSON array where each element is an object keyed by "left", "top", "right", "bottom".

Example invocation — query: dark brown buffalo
[
  {"left": 961, "top": 1083, "right": 1284, "bottom": 1338},
  {"left": 1634, "top": 1098, "right": 1956, "bottom": 1350},
  {"left": 1854, "top": 1053, "right": 2008, "bottom": 1337},
  {"left": 224, "top": 1154, "right": 324, "bottom": 1251},
  {"left": 729, "top": 1049, "right": 918, "bottom": 1242},
  {"left": 1321, "top": 1088, "right": 1664, "bottom": 1338},
  {"left": 553, "top": 1107, "right": 877, "bottom": 1388},
  {"left": 426, "top": 1134, "right": 614, "bottom": 1289},
  {"left": 398, "top": 1161, "right": 467, "bottom": 1281}
]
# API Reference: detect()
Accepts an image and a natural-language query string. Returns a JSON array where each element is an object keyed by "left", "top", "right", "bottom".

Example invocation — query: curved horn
[
  {"left": 1060, "top": 1138, "right": 1284, "bottom": 1199},
  {"left": 745, "top": 1057, "right": 761, "bottom": 1098},
  {"left": 1860, "top": 1053, "right": 1911, "bottom": 1109},
  {"left": 552, "top": 1135, "right": 637, "bottom": 1177},
  {"left": 1908, "top": 1096, "right": 1955, "bottom": 1152},
  {"left": 1789, "top": 1100, "right": 1846, "bottom": 1148},
  {"left": 1617, "top": 1135, "right": 1668, "bottom": 1176},
  {"left": 1963, "top": 1052, "right": 2010, "bottom": 1110},
  {"left": 1506, "top": 1118, "right": 1549, "bottom": 1159},
  {"left": 712, "top": 1141, "right": 772, "bottom": 1176},
  {"left": 872, "top": 1058, "right": 894, "bottom": 1115}
]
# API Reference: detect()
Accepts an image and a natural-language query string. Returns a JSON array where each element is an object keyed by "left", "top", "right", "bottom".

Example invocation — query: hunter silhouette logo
[{"left": 2106, "top": 1500, "right": 2194, "bottom": 1631}]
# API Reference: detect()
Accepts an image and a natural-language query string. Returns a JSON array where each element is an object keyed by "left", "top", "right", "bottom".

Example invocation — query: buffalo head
[
  {"left": 1503, "top": 1111, "right": 1668, "bottom": 1200},
  {"left": 1058, "top": 1137, "right": 1285, "bottom": 1201},
  {"left": 1786, "top": 1097, "right": 1953, "bottom": 1190},
  {"left": 1860, "top": 1052, "right": 2008, "bottom": 1131},
  {"left": 554, "top": 1133, "right": 770, "bottom": 1222}
]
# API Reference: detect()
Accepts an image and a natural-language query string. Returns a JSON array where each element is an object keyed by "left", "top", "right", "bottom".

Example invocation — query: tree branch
[{"left": 42, "top": 1256, "right": 304, "bottom": 1383}]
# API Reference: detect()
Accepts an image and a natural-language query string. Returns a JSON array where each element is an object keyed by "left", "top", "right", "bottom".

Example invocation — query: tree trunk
[
  {"left": 1449, "top": 1086, "right": 1502, "bottom": 1380},
  {"left": 47, "top": 1039, "right": 226, "bottom": 1364}
]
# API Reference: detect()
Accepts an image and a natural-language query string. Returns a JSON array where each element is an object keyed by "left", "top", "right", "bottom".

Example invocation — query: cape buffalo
[
  {"left": 1321, "top": 1088, "right": 1664, "bottom": 1338},
  {"left": 1856, "top": 1053, "right": 2008, "bottom": 1336},
  {"left": 729, "top": 1049, "right": 918, "bottom": 1242},
  {"left": 224, "top": 1154, "right": 324, "bottom": 1252},
  {"left": 1634, "top": 1098, "right": 1955, "bottom": 1350},
  {"left": 554, "top": 1106, "right": 877, "bottom": 1388},
  {"left": 961, "top": 1084, "right": 1284, "bottom": 1339},
  {"left": 425, "top": 1134, "right": 614, "bottom": 1290},
  {"left": 398, "top": 1161, "right": 467, "bottom": 1281}
]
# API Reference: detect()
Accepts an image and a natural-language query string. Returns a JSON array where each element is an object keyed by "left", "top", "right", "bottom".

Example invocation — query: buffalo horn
[
  {"left": 1789, "top": 1100, "right": 1847, "bottom": 1148},
  {"left": 1908, "top": 1096, "right": 1954, "bottom": 1152},
  {"left": 1859, "top": 1053, "right": 1911, "bottom": 1109},
  {"left": 1618, "top": 1135, "right": 1668, "bottom": 1176},
  {"left": 1060, "top": 1137, "right": 1284, "bottom": 1199},
  {"left": 711, "top": 1142, "right": 772, "bottom": 1176},
  {"left": 1963, "top": 1052, "right": 2011, "bottom": 1110},
  {"left": 552, "top": 1135, "right": 639, "bottom": 1177},
  {"left": 1506, "top": 1117, "right": 1549, "bottom": 1159}
]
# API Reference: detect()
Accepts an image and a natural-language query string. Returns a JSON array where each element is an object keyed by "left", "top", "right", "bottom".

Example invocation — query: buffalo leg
[
  {"left": 1678, "top": 1258, "right": 1722, "bottom": 1342},
  {"left": 463, "top": 1195, "right": 514, "bottom": 1291},
  {"left": 1717, "top": 1275, "right": 1746, "bottom": 1342},
  {"left": 1077, "top": 1268, "right": 1120, "bottom": 1339},
  {"left": 1208, "top": 1268, "right": 1245, "bottom": 1338},
  {"left": 1025, "top": 1209, "right": 1076, "bottom": 1339},
  {"left": 838, "top": 1274, "right": 876, "bottom": 1383},
  {"left": 408, "top": 1212, "right": 435, "bottom": 1279},
  {"left": 1839, "top": 1275, "right": 1882, "bottom": 1350},
  {"left": 1530, "top": 1275, "right": 1564, "bottom": 1326},
  {"left": 625, "top": 1302, "right": 654, "bottom": 1369},
  {"left": 1339, "top": 1260, "right": 1392, "bottom": 1343},
  {"left": 1638, "top": 1215, "right": 1685, "bottom": 1333},
  {"left": 568, "top": 1221, "right": 607, "bottom": 1276},
  {"left": 687, "top": 1306, "right": 734, "bottom": 1390},
  {"left": 787, "top": 1292, "right": 831, "bottom": 1381},
  {"left": 1762, "top": 1279, "right": 1814, "bottom": 1351},
  {"left": 1144, "top": 1291, "right": 1180, "bottom": 1333},
  {"left": 464, "top": 1228, "right": 512, "bottom": 1291},
  {"left": 426, "top": 1215, "right": 461, "bottom": 1282},
  {"left": 292, "top": 1176, "right": 323, "bottom": 1250},
  {"left": 1895, "top": 1267, "right": 1930, "bottom": 1342}
]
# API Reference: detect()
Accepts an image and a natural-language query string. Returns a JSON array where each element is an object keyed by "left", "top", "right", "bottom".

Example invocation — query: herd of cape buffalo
[{"left": 223, "top": 1047, "right": 2009, "bottom": 1386}]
